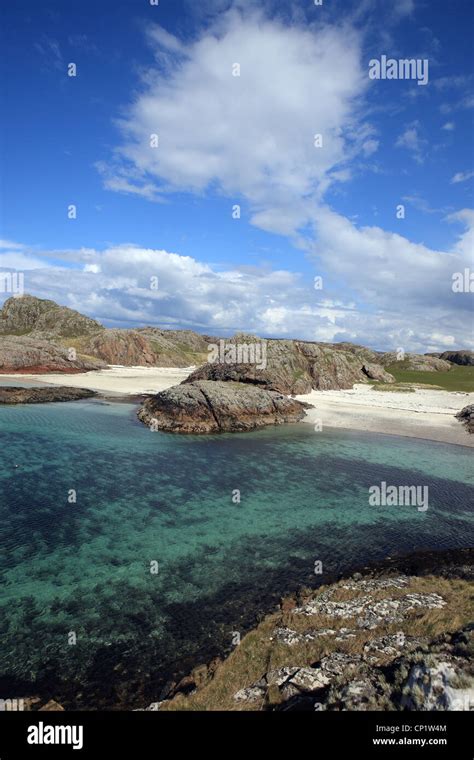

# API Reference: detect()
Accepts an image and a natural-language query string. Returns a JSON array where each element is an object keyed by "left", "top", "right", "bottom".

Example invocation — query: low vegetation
[
  {"left": 387, "top": 364, "right": 474, "bottom": 392},
  {"left": 160, "top": 572, "right": 473, "bottom": 711}
]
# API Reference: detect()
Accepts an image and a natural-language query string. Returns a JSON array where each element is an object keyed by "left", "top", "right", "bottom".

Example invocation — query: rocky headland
[{"left": 0, "top": 295, "right": 211, "bottom": 371}]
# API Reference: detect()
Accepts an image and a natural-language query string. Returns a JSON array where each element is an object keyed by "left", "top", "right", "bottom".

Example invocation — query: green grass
[{"left": 387, "top": 364, "right": 474, "bottom": 392}]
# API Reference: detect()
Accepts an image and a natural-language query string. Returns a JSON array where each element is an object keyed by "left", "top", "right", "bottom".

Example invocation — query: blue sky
[{"left": 0, "top": 0, "right": 473, "bottom": 351}]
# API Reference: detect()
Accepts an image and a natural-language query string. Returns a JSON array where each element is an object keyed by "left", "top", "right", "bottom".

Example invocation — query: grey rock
[
  {"left": 0, "top": 386, "right": 96, "bottom": 404},
  {"left": 0, "top": 294, "right": 102, "bottom": 338},
  {"left": 137, "top": 380, "right": 308, "bottom": 434},
  {"left": 362, "top": 363, "right": 395, "bottom": 383},
  {"left": 380, "top": 352, "right": 452, "bottom": 372},
  {"left": 439, "top": 350, "right": 474, "bottom": 367},
  {"left": 0, "top": 335, "right": 106, "bottom": 373},
  {"left": 295, "top": 590, "right": 446, "bottom": 629},
  {"left": 456, "top": 404, "right": 474, "bottom": 434},
  {"left": 184, "top": 339, "right": 370, "bottom": 394},
  {"left": 233, "top": 685, "right": 266, "bottom": 703}
]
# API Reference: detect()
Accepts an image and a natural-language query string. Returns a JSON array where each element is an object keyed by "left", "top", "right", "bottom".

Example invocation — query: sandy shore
[
  {"left": 0, "top": 366, "right": 195, "bottom": 396},
  {"left": 296, "top": 384, "right": 474, "bottom": 447},
  {"left": 1, "top": 368, "right": 472, "bottom": 446}
]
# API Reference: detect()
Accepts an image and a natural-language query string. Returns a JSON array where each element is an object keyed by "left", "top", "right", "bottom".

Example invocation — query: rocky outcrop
[
  {"left": 83, "top": 328, "right": 210, "bottom": 368},
  {"left": 361, "top": 363, "right": 395, "bottom": 383},
  {"left": 0, "top": 295, "right": 102, "bottom": 338},
  {"left": 0, "top": 386, "right": 96, "bottom": 404},
  {"left": 137, "top": 380, "right": 309, "bottom": 433},
  {"left": 0, "top": 295, "right": 210, "bottom": 369},
  {"left": 149, "top": 550, "right": 474, "bottom": 712},
  {"left": 84, "top": 330, "right": 158, "bottom": 366},
  {"left": 0, "top": 336, "right": 106, "bottom": 373},
  {"left": 380, "top": 352, "right": 452, "bottom": 372},
  {"left": 329, "top": 342, "right": 381, "bottom": 364},
  {"left": 237, "top": 626, "right": 474, "bottom": 711},
  {"left": 184, "top": 340, "right": 376, "bottom": 394},
  {"left": 440, "top": 350, "right": 474, "bottom": 366},
  {"left": 456, "top": 404, "right": 474, "bottom": 434}
]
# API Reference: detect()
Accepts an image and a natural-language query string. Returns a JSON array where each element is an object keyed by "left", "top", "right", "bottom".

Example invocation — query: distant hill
[
  {"left": 0, "top": 295, "right": 211, "bottom": 371},
  {"left": 0, "top": 294, "right": 103, "bottom": 338},
  {"left": 0, "top": 295, "right": 471, "bottom": 384},
  {"left": 439, "top": 350, "right": 474, "bottom": 366}
]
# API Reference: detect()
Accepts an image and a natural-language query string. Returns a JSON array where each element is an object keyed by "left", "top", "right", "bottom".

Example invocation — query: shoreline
[
  {"left": 14, "top": 546, "right": 472, "bottom": 711},
  {"left": 154, "top": 545, "right": 474, "bottom": 712},
  {"left": 296, "top": 384, "right": 474, "bottom": 447},
  {"left": 0, "top": 368, "right": 472, "bottom": 446}
]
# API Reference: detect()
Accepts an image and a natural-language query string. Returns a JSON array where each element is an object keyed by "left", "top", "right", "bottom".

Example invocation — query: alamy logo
[
  {"left": 452, "top": 268, "right": 474, "bottom": 293},
  {"left": 369, "top": 481, "right": 429, "bottom": 512},
  {"left": 369, "top": 55, "right": 429, "bottom": 86},
  {"left": 0, "top": 271, "right": 24, "bottom": 297},
  {"left": 0, "top": 698, "right": 24, "bottom": 711},
  {"left": 208, "top": 339, "right": 267, "bottom": 369},
  {"left": 27, "top": 722, "right": 83, "bottom": 751}
]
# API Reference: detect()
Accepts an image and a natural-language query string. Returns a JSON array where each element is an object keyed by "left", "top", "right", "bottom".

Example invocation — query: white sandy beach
[
  {"left": 0, "top": 366, "right": 195, "bottom": 396},
  {"left": 296, "top": 384, "right": 474, "bottom": 447},
  {"left": 2, "top": 368, "right": 473, "bottom": 446}
]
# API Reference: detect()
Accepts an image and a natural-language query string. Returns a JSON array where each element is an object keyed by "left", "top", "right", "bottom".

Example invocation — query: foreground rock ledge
[
  {"left": 0, "top": 386, "right": 96, "bottom": 404},
  {"left": 137, "top": 380, "right": 310, "bottom": 433}
]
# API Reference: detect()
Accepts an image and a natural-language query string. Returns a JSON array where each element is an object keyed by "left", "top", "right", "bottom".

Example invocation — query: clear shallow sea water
[{"left": 0, "top": 399, "right": 473, "bottom": 708}]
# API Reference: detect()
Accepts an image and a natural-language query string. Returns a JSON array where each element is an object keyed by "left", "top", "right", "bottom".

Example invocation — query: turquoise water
[{"left": 0, "top": 399, "right": 473, "bottom": 708}]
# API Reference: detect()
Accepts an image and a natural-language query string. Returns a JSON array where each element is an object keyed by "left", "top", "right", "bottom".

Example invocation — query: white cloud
[
  {"left": 1, "top": 213, "right": 473, "bottom": 353},
  {"left": 361, "top": 138, "right": 379, "bottom": 156},
  {"left": 99, "top": 9, "right": 370, "bottom": 233},
  {"left": 0, "top": 242, "right": 46, "bottom": 270},
  {"left": 441, "top": 121, "right": 455, "bottom": 131},
  {"left": 395, "top": 121, "right": 426, "bottom": 164},
  {"left": 0, "top": 240, "right": 26, "bottom": 250},
  {"left": 3, "top": 5, "right": 468, "bottom": 354},
  {"left": 451, "top": 171, "right": 474, "bottom": 185}
]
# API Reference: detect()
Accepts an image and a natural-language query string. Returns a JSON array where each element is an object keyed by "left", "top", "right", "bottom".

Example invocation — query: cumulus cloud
[
  {"left": 3, "top": 4, "right": 469, "bottom": 354},
  {"left": 0, "top": 241, "right": 46, "bottom": 270},
  {"left": 1, "top": 209, "right": 473, "bottom": 353},
  {"left": 99, "top": 9, "right": 370, "bottom": 234}
]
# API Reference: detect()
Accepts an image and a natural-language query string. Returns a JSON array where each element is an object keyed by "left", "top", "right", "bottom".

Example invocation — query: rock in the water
[
  {"left": 456, "top": 404, "right": 474, "bottom": 434},
  {"left": 138, "top": 380, "right": 309, "bottom": 433},
  {"left": 0, "top": 386, "right": 96, "bottom": 404}
]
